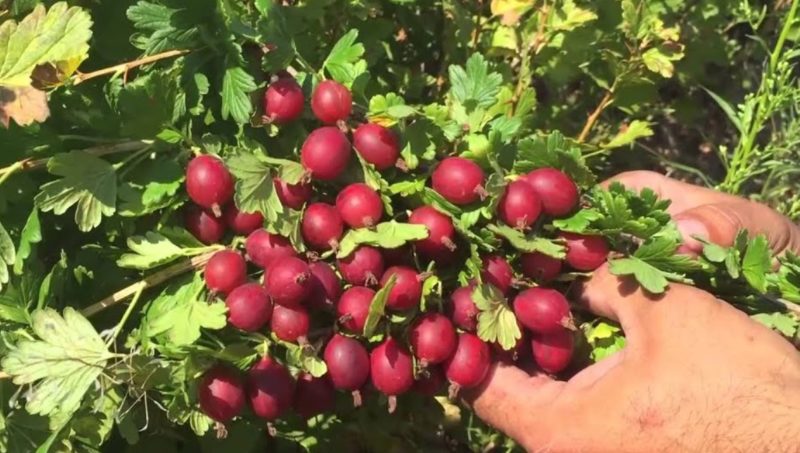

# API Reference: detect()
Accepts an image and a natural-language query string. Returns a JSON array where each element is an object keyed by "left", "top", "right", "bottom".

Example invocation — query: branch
[
  {"left": 72, "top": 49, "right": 190, "bottom": 86},
  {"left": 81, "top": 251, "right": 217, "bottom": 318},
  {"left": 577, "top": 91, "right": 613, "bottom": 143}
]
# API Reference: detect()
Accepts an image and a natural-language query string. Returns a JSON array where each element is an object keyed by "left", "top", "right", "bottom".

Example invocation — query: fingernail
[{"left": 675, "top": 216, "right": 708, "bottom": 253}]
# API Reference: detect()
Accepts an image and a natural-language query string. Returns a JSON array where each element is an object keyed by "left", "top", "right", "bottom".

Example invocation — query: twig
[
  {"left": 511, "top": 2, "right": 549, "bottom": 115},
  {"left": 470, "top": 0, "right": 485, "bottom": 49},
  {"left": 72, "top": 49, "right": 190, "bottom": 86},
  {"left": 577, "top": 91, "right": 613, "bottom": 143},
  {"left": 0, "top": 140, "right": 152, "bottom": 180},
  {"left": 770, "top": 297, "right": 800, "bottom": 317},
  {"left": 81, "top": 251, "right": 217, "bottom": 318}
]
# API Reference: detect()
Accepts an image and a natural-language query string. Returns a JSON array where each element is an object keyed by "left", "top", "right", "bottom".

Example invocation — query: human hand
[{"left": 467, "top": 171, "right": 800, "bottom": 452}]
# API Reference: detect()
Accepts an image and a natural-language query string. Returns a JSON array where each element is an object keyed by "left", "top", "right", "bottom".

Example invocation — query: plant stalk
[
  {"left": 72, "top": 49, "right": 190, "bottom": 85},
  {"left": 577, "top": 90, "right": 614, "bottom": 143}
]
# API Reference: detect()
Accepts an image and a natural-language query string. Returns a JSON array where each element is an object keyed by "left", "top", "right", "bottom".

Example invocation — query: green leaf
[
  {"left": 286, "top": 344, "right": 328, "bottom": 377},
  {"left": 552, "top": 208, "right": 603, "bottom": 233},
  {"left": 448, "top": 54, "right": 503, "bottom": 110},
  {"left": 363, "top": 274, "right": 396, "bottom": 338},
  {"left": 116, "top": 69, "right": 180, "bottom": 138},
  {"left": 34, "top": 151, "right": 117, "bottom": 232},
  {"left": 322, "top": 29, "right": 366, "bottom": 85},
  {"left": 742, "top": 235, "right": 771, "bottom": 293},
  {"left": 487, "top": 224, "right": 565, "bottom": 257},
  {"left": 642, "top": 44, "right": 684, "bottom": 78},
  {"left": 702, "top": 87, "right": 744, "bottom": 134},
  {"left": 701, "top": 241, "right": 729, "bottom": 263},
  {"left": 602, "top": 120, "right": 654, "bottom": 149},
  {"left": 609, "top": 257, "right": 671, "bottom": 293},
  {"left": 13, "top": 209, "right": 41, "bottom": 274},
  {"left": 278, "top": 161, "right": 305, "bottom": 185},
  {"left": 143, "top": 275, "right": 227, "bottom": 346},
  {"left": 117, "top": 231, "right": 205, "bottom": 270},
  {"left": 551, "top": 0, "right": 598, "bottom": 31},
  {"left": 221, "top": 66, "right": 257, "bottom": 124},
  {"left": 127, "top": 1, "right": 203, "bottom": 54},
  {"left": 1, "top": 307, "right": 112, "bottom": 417},
  {"left": 586, "top": 182, "right": 672, "bottom": 237},
  {"left": 367, "top": 93, "right": 416, "bottom": 126},
  {"left": 582, "top": 321, "right": 626, "bottom": 361},
  {"left": 472, "top": 284, "right": 520, "bottom": 350},
  {"left": 0, "top": 221, "right": 15, "bottom": 292},
  {"left": 512, "top": 131, "right": 596, "bottom": 188},
  {"left": 0, "top": 2, "right": 92, "bottom": 87},
  {"left": 337, "top": 222, "right": 429, "bottom": 258},
  {"left": 227, "top": 152, "right": 284, "bottom": 222},
  {"left": 751, "top": 312, "right": 799, "bottom": 338}
]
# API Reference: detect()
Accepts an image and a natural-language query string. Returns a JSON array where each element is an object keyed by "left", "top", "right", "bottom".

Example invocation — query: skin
[{"left": 467, "top": 171, "right": 800, "bottom": 452}]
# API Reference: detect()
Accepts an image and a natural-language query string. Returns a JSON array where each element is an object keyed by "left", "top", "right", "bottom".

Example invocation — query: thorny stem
[
  {"left": 72, "top": 49, "right": 190, "bottom": 85},
  {"left": 577, "top": 90, "right": 614, "bottom": 143},
  {"left": 81, "top": 250, "right": 219, "bottom": 317},
  {"left": 511, "top": 2, "right": 550, "bottom": 116}
]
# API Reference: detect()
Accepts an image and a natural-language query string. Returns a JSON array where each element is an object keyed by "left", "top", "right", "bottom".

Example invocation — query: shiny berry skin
[
  {"left": 513, "top": 287, "right": 573, "bottom": 334},
  {"left": 270, "top": 304, "right": 310, "bottom": 343},
  {"left": 380, "top": 265, "right": 422, "bottom": 311},
  {"left": 198, "top": 365, "right": 245, "bottom": 422},
  {"left": 531, "top": 329, "right": 574, "bottom": 374},
  {"left": 410, "top": 313, "right": 457, "bottom": 365},
  {"left": 264, "top": 77, "right": 305, "bottom": 124},
  {"left": 522, "top": 168, "right": 579, "bottom": 217},
  {"left": 337, "top": 246, "right": 384, "bottom": 287},
  {"left": 293, "top": 373, "right": 336, "bottom": 419},
  {"left": 223, "top": 205, "right": 263, "bottom": 235},
  {"left": 245, "top": 230, "right": 296, "bottom": 269},
  {"left": 185, "top": 155, "right": 234, "bottom": 214},
  {"left": 336, "top": 286, "right": 375, "bottom": 333},
  {"left": 307, "top": 261, "right": 342, "bottom": 310},
  {"left": 353, "top": 123, "right": 400, "bottom": 170},
  {"left": 225, "top": 283, "right": 272, "bottom": 331},
  {"left": 311, "top": 80, "right": 352, "bottom": 124},
  {"left": 449, "top": 285, "right": 479, "bottom": 331},
  {"left": 323, "top": 334, "right": 370, "bottom": 391},
  {"left": 481, "top": 255, "right": 514, "bottom": 294},
  {"left": 274, "top": 177, "right": 312, "bottom": 210},
  {"left": 560, "top": 232, "right": 609, "bottom": 271},
  {"left": 246, "top": 357, "right": 295, "bottom": 420},
  {"left": 302, "top": 203, "right": 344, "bottom": 251},
  {"left": 520, "top": 252, "right": 563, "bottom": 282},
  {"left": 444, "top": 333, "right": 491, "bottom": 390},
  {"left": 301, "top": 127, "right": 352, "bottom": 181},
  {"left": 185, "top": 206, "right": 226, "bottom": 244},
  {"left": 431, "top": 157, "right": 485, "bottom": 205},
  {"left": 370, "top": 337, "right": 414, "bottom": 396},
  {"left": 408, "top": 205, "right": 457, "bottom": 261},
  {"left": 335, "top": 183, "right": 384, "bottom": 228},
  {"left": 498, "top": 180, "right": 542, "bottom": 229},
  {"left": 204, "top": 250, "right": 247, "bottom": 295},
  {"left": 265, "top": 256, "right": 311, "bottom": 306}
]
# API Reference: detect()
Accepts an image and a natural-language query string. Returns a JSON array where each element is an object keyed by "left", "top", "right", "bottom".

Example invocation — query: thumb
[{"left": 673, "top": 200, "right": 800, "bottom": 255}]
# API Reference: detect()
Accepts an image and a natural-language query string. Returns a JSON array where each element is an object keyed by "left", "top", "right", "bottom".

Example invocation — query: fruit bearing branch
[{"left": 72, "top": 49, "right": 190, "bottom": 85}]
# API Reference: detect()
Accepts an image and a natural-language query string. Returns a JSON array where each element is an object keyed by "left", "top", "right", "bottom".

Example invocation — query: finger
[
  {"left": 673, "top": 200, "right": 800, "bottom": 255},
  {"left": 464, "top": 363, "right": 566, "bottom": 447},
  {"left": 601, "top": 171, "right": 734, "bottom": 214}
]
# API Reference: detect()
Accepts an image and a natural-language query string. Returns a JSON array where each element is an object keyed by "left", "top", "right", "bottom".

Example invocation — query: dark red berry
[
  {"left": 302, "top": 202, "right": 344, "bottom": 251},
  {"left": 265, "top": 256, "right": 311, "bottom": 306},
  {"left": 408, "top": 205, "right": 457, "bottom": 261},
  {"left": 520, "top": 252, "right": 562, "bottom": 282},
  {"left": 450, "top": 285, "right": 479, "bottom": 331},
  {"left": 513, "top": 287, "right": 573, "bottom": 334},
  {"left": 264, "top": 77, "right": 305, "bottom": 124},
  {"left": 274, "top": 177, "right": 312, "bottom": 210},
  {"left": 323, "top": 334, "right": 370, "bottom": 391},
  {"left": 301, "top": 127, "right": 352, "bottom": 181},
  {"left": 336, "top": 286, "right": 375, "bottom": 333},
  {"left": 223, "top": 205, "right": 263, "bottom": 235},
  {"left": 431, "top": 157, "right": 485, "bottom": 205},
  {"left": 270, "top": 304, "right": 310, "bottom": 343},
  {"left": 380, "top": 265, "right": 422, "bottom": 311},
  {"left": 293, "top": 373, "right": 335, "bottom": 419},
  {"left": 311, "top": 80, "right": 352, "bottom": 124},
  {"left": 370, "top": 337, "right": 414, "bottom": 398},
  {"left": 531, "top": 329, "right": 574, "bottom": 374},
  {"left": 225, "top": 283, "right": 272, "bottom": 331},
  {"left": 335, "top": 183, "right": 384, "bottom": 228},
  {"left": 204, "top": 250, "right": 247, "bottom": 295},
  {"left": 185, "top": 206, "right": 226, "bottom": 244},
  {"left": 410, "top": 313, "right": 457, "bottom": 365},
  {"left": 499, "top": 180, "right": 542, "bottom": 229},
  {"left": 198, "top": 365, "right": 245, "bottom": 422},
  {"left": 337, "top": 246, "right": 384, "bottom": 287},
  {"left": 307, "top": 261, "right": 342, "bottom": 310},
  {"left": 522, "top": 168, "right": 579, "bottom": 217},
  {"left": 353, "top": 123, "right": 399, "bottom": 170},
  {"left": 245, "top": 230, "right": 296, "bottom": 269},
  {"left": 560, "top": 232, "right": 609, "bottom": 271},
  {"left": 481, "top": 255, "right": 514, "bottom": 294},
  {"left": 186, "top": 155, "right": 234, "bottom": 215},
  {"left": 444, "top": 333, "right": 491, "bottom": 390},
  {"left": 492, "top": 319, "right": 528, "bottom": 363},
  {"left": 246, "top": 356, "right": 295, "bottom": 420}
]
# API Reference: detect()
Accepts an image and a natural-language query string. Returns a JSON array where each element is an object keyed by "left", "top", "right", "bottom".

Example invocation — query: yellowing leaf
[
  {"left": 642, "top": 44, "right": 684, "bottom": 78},
  {"left": 0, "top": 86, "right": 50, "bottom": 128},
  {"left": 602, "top": 120, "right": 653, "bottom": 149},
  {"left": 0, "top": 2, "right": 93, "bottom": 87},
  {"left": 490, "top": 0, "right": 535, "bottom": 25}
]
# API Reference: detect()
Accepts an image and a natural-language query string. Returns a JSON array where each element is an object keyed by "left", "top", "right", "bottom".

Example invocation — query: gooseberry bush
[{"left": 0, "top": 1, "right": 799, "bottom": 452}]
